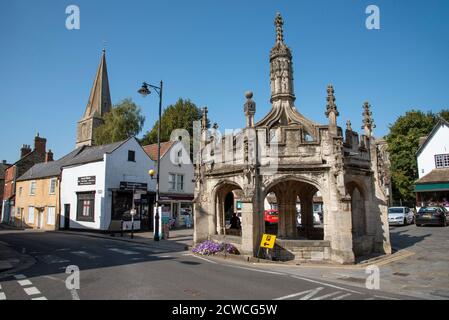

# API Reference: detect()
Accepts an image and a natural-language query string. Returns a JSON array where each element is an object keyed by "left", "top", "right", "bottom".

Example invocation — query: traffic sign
[{"left": 260, "top": 234, "right": 276, "bottom": 249}]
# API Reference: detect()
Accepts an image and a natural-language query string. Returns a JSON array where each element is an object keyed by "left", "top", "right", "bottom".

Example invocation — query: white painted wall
[
  {"left": 417, "top": 123, "right": 449, "bottom": 178},
  {"left": 60, "top": 161, "right": 106, "bottom": 230},
  {"left": 60, "top": 138, "right": 156, "bottom": 231},
  {"left": 159, "top": 141, "right": 194, "bottom": 195}
]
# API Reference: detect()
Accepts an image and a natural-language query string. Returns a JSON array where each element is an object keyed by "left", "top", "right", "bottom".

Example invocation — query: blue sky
[{"left": 1, "top": 0, "right": 448, "bottom": 162}]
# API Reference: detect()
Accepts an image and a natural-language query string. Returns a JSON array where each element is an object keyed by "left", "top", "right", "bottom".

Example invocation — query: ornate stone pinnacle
[
  {"left": 325, "top": 85, "right": 339, "bottom": 118},
  {"left": 346, "top": 120, "right": 352, "bottom": 131},
  {"left": 362, "top": 101, "right": 376, "bottom": 135},
  {"left": 201, "top": 107, "right": 208, "bottom": 130},
  {"left": 275, "top": 12, "right": 284, "bottom": 43}
]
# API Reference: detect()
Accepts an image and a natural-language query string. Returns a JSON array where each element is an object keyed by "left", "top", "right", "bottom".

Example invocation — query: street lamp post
[{"left": 138, "top": 81, "right": 163, "bottom": 241}]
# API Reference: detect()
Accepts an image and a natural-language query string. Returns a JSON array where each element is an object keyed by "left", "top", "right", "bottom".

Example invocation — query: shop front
[
  {"left": 159, "top": 194, "right": 194, "bottom": 228},
  {"left": 111, "top": 182, "right": 156, "bottom": 231}
]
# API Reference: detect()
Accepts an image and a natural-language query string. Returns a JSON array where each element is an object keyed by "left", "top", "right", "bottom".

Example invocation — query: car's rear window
[
  {"left": 268, "top": 211, "right": 278, "bottom": 215},
  {"left": 418, "top": 207, "right": 438, "bottom": 213},
  {"left": 388, "top": 208, "right": 404, "bottom": 214}
]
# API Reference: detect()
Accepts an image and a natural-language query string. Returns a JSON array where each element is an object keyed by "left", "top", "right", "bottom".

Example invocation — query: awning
[{"left": 415, "top": 183, "right": 449, "bottom": 192}]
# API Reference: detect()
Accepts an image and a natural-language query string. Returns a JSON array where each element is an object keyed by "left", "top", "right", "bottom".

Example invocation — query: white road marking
[
  {"left": 24, "top": 287, "right": 41, "bottom": 296},
  {"left": 333, "top": 293, "right": 352, "bottom": 300},
  {"left": 186, "top": 254, "right": 218, "bottom": 264},
  {"left": 18, "top": 280, "right": 32, "bottom": 286},
  {"left": 14, "top": 274, "right": 26, "bottom": 280},
  {"left": 38, "top": 255, "right": 70, "bottom": 264},
  {"left": 311, "top": 291, "right": 342, "bottom": 300},
  {"left": 71, "top": 251, "right": 99, "bottom": 259},
  {"left": 299, "top": 287, "right": 324, "bottom": 300},
  {"left": 0, "top": 292, "right": 6, "bottom": 300},
  {"left": 32, "top": 297, "right": 47, "bottom": 300},
  {"left": 108, "top": 248, "right": 139, "bottom": 255},
  {"left": 374, "top": 295, "right": 399, "bottom": 300},
  {"left": 158, "top": 255, "right": 171, "bottom": 258},
  {"left": 227, "top": 265, "right": 284, "bottom": 275},
  {"left": 274, "top": 289, "right": 319, "bottom": 300},
  {"left": 290, "top": 275, "right": 362, "bottom": 294},
  {"left": 131, "top": 246, "right": 162, "bottom": 253}
]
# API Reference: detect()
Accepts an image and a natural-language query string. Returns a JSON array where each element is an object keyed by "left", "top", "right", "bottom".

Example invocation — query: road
[{"left": 0, "top": 230, "right": 411, "bottom": 300}]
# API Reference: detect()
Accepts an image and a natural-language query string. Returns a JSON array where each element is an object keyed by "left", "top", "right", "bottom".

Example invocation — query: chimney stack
[
  {"left": 2, "top": 160, "right": 7, "bottom": 165},
  {"left": 34, "top": 133, "right": 47, "bottom": 155},
  {"left": 45, "top": 150, "right": 54, "bottom": 162},
  {"left": 20, "top": 144, "right": 31, "bottom": 158}
]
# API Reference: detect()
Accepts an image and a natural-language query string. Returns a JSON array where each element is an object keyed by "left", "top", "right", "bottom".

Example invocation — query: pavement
[{"left": 0, "top": 223, "right": 447, "bottom": 300}]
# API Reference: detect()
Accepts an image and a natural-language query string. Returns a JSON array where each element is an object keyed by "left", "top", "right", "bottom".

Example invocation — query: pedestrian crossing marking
[
  {"left": 32, "top": 297, "right": 47, "bottom": 300},
  {"left": 299, "top": 287, "right": 324, "bottom": 300},
  {"left": 311, "top": 291, "right": 342, "bottom": 300},
  {"left": 0, "top": 292, "right": 6, "bottom": 300},
  {"left": 14, "top": 274, "right": 26, "bottom": 280},
  {"left": 24, "top": 287, "right": 41, "bottom": 296},
  {"left": 333, "top": 293, "right": 352, "bottom": 300},
  {"left": 70, "top": 251, "right": 100, "bottom": 259},
  {"left": 108, "top": 248, "right": 139, "bottom": 255},
  {"left": 18, "top": 280, "right": 32, "bottom": 286}
]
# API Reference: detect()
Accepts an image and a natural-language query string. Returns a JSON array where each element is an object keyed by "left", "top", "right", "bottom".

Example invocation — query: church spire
[
  {"left": 76, "top": 50, "right": 112, "bottom": 148},
  {"left": 83, "top": 49, "right": 112, "bottom": 119},
  {"left": 362, "top": 101, "right": 376, "bottom": 137}
]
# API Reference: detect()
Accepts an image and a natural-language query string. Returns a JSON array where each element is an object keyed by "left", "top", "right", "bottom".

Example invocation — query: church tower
[{"left": 76, "top": 49, "right": 112, "bottom": 148}]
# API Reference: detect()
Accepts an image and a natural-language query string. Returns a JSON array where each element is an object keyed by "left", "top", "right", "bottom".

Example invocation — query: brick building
[{"left": 1, "top": 134, "right": 49, "bottom": 224}]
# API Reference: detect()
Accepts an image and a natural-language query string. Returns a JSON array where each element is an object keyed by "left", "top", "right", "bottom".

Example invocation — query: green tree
[
  {"left": 94, "top": 98, "right": 145, "bottom": 145},
  {"left": 140, "top": 98, "right": 206, "bottom": 146},
  {"left": 386, "top": 109, "right": 449, "bottom": 203}
]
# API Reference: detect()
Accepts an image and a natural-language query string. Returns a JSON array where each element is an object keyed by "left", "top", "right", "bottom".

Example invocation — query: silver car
[{"left": 388, "top": 207, "right": 415, "bottom": 226}]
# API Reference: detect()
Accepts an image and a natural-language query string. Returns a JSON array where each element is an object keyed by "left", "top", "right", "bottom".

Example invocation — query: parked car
[
  {"left": 415, "top": 206, "right": 449, "bottom": 227},
  {"left": 296, "top": 211, "right": 321, "bottom": 226},
  {"left": 388, "top": 207, "right": 415, "bottom": 226},
  {"left": 264, "top": 209, "right": 279, "bottom": 225}
]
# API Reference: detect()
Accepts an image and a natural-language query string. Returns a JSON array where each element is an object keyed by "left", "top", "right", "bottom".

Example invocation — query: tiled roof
[
  {"left": 142, "top": 141, "right": 176, "bottom": 161},
  {"left": 416, "top": 168, "right": 449, "bottom": 184},
  {"left": 17, "top": 148, "right": 82, "bottom": 181},
  {"left": 17, "top": 139, "right": 131, "bottom": 181}
]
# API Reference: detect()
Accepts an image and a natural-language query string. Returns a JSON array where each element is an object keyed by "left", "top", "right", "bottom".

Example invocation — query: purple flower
[{"left": 192, "top": 241, "right": 239, "bottom": 255}]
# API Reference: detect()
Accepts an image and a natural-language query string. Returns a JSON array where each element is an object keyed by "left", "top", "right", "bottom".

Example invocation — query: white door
[{"left": 37, "top": 211, "right": 44, "bottom": 229}]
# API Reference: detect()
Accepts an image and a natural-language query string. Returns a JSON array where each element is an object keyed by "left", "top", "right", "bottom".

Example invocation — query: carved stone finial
[
  {"left": 201, "top": 107, "right": 208, "bottom": 131},
  {"left": 346, "top": 120, "right": 352, "bottom": 131},
  {"left": 325, "top": 85, "right": 339, "bottom": 118},
  {"left": 362, "top": 101, "right": 376, "bottom": 137},
  {"left": 275, "top": 12, "right": 284, "bottom": 43}
]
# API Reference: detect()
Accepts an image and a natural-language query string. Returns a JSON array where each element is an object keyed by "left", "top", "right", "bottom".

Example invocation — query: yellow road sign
[{"left": 260, "top": 234, "right": 277, "bottom": 249}]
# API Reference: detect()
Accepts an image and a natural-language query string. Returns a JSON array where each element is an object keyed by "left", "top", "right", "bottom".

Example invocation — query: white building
[
  {"left": 415, "top": 119, "right": 449, "bottom": 209},
  {"left": 143, "top": 140, "right": 194, "bottom": 227},
  {"left": 60, "top": 137, "right": 156, "bottom": 231}
]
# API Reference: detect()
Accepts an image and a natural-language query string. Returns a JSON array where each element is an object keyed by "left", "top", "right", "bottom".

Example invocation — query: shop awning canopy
[
  {"left": 415, "top": 168, "right": 449, "bottom": 192},
  {"left": 415, "top": 183, "right": 449, "bottom": 192}
]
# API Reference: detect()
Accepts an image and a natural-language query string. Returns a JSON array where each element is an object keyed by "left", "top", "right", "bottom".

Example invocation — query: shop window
[
  {"left": 76, "top": 192, "right": 95, "bottom": 222},
  {"left": 128, "top": 150, "right": 136, "bottom": 162}
]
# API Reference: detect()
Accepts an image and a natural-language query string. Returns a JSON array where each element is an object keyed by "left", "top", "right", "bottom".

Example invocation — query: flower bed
[{"left": 192, "top": 240, "right": 239, "bottom": 256}]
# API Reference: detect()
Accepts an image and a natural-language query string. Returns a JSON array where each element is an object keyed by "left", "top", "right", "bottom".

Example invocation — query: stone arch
[
  {"left": 212, "top": 180, "right": 244, "bottom": 236},
  {"left": 263, "top": 175, "right": 323, "bottom": 240}
]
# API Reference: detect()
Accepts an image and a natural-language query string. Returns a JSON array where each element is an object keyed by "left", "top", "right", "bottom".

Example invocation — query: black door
[{"left": 64, "top": 204, "right": 70, "bottom": 230}]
